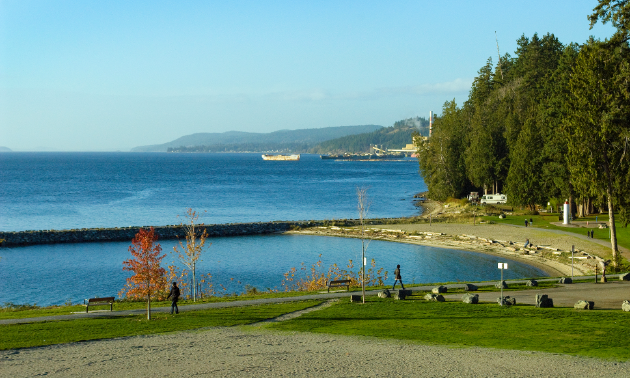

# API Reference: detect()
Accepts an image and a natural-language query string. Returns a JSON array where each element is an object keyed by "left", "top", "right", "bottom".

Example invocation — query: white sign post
[
  {"left": 498, "top": 263, "right": 508, "bottom": 305},
  {"left": 571, "top": 245, "right": 574, "bottom": 280}
]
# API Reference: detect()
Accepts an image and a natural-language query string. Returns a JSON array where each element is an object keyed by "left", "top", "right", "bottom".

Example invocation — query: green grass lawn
[
  {"left": 0, "top": 300, "right": 323, "bottom": 350},
  {"left": 0, "top": 280, "right": 562, "bottom": 320},
  {"left": 482, "top": 212, "right": 630, "bottom": 252},
  {"left": 1, "top": 280, "right": 566, "bottom": 326},
  {"left": 0, "top": 289, "right": 348, "bottom": 320},
  {"left": 268, "top": 297, "right": 630, "bottom": 360}
]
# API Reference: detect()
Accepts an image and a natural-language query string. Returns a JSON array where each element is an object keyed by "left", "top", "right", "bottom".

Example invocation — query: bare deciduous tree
[
  {"left": 357, "top": 186, "right": 372, "bottom": 303},
  {"left": 173, "top": 208, "right": 210, "bottom": 301}
]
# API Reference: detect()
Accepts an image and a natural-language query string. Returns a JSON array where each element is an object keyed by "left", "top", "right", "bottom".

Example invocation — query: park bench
[
  {"left": 327, "top": 279, "right": 351, "bottom": 293},
  {"left": 83, "top": 297, "right": 115, "bottom": 313}
]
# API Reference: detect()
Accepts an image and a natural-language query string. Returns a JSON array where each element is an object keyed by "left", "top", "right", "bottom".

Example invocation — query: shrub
[{"left": 281, "top": 255, "right": 388, "bottom": 292}]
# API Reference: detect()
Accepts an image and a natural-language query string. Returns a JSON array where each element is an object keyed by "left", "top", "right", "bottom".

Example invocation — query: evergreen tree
[
  {"left": 506, "top": 113, "right": 545, "bottom": 210},
  {"left": 562, "top": 39, "right": 630, "bottom": 267},
  {"left": 416, "top": 100, "right": 468, "bottom": 200}
]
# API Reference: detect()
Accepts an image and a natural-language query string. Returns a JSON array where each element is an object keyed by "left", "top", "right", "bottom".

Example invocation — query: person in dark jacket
[
  {"left": 392, "top": 264, "right": 405, "bottom": 290},
  {"left": 167, "top": 282, "right": 180, "bottom": 314}
]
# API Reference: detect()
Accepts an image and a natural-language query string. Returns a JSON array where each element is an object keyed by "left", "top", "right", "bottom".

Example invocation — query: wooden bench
[
  {"left": 83, "top": 297, "right": 115, "bottom": 313},
  {"left": 327, "top": 279, "right": 351, "bottom": 293}
]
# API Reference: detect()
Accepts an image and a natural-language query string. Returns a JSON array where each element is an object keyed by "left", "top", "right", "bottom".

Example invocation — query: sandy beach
[{"left": 289, "top": 221, "right": 616, "bottom": 277}]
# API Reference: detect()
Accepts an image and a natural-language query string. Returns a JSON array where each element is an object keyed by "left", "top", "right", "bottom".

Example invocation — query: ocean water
[
  {"left": 0, "top": 152, "right": 547, "bottom": 306},
  {"left": 0, "top": 234, "right": 546, "bottom": 306},
  {"left": 0, "top": 152, "right": 424, "bottom": 231}
]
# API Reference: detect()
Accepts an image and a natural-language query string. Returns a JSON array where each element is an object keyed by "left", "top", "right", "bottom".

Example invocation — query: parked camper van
[{"left": 480, "top": 193, "right": 507, "bottom": 205}]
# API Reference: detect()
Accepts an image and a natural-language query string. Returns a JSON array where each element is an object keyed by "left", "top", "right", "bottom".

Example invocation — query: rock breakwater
[{"left": 0, "top": 218, "right": 411, "bottom": 247}]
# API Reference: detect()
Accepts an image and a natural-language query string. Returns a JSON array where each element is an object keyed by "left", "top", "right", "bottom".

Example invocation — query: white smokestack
[{"left": 429, "top": 111, "right": 433, "bottom": 137}]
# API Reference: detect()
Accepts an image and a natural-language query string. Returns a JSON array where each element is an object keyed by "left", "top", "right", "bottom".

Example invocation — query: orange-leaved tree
[{"left": 121, "top": 227, "right": 166, "bottom": 320}]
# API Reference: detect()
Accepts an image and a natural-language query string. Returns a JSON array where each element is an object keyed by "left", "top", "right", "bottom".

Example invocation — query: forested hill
[
  {"left": 309, "top": 117, "right": 429, "bottom": 154},
  {"left": 132, "top": 125, "right": 382, "bottom": 152},
  {"left": 416, "top": 29, "right": 630, "bottom": 224}
]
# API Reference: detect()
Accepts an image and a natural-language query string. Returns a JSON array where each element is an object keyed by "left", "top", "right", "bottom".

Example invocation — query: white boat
[{"left": 261, "top": 154, "right": 300, "bottom": 161}]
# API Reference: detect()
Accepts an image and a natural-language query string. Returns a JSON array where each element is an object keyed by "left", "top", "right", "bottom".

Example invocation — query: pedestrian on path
[
  {"left": 525, "top": 219, "right": 528, "bottom": 227},
  {"left": 167, "top": 282, "right": 180, "bottom": 314},
  {"left": 392, "top": 264, "right": 405, "bottom": 290},
  {"left": 529, "top": 218, "right": 533, "bottom": 226}
]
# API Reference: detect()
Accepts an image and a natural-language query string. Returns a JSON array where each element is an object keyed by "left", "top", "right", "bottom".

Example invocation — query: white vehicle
[{"left": 480, "top": 193, "right": 507, "bottom": 205}]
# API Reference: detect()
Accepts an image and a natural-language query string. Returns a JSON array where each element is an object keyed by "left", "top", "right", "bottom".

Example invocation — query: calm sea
[
  {"left": 0, "top": 152, "right": 546, "bottom": 306},
  {"left": 0, "top": 152, "right": 423, "bottom": 231},
  {"left": 0, "top": 235, "right": 546, "bottom": 307}
]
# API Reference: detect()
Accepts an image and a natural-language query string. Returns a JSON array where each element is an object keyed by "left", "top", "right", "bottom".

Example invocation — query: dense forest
[
  {"left": 309, "top": 117, "right": 429, "bottom": 154},
  {"left": 415, "top": 0, "right": 630, "bottom": 267}
]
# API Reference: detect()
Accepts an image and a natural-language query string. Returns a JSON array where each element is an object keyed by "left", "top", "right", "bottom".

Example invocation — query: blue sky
[{"left": 0, "top": 1, "right": 616, "bottom": 151}]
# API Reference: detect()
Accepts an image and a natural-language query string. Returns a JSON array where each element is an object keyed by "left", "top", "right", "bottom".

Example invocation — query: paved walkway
[
  {"left": 445, "top": 280, "right": 630, "bottom": 309},
  {"left": 2, "top": 275, "right": 627, "bottom": 325}
]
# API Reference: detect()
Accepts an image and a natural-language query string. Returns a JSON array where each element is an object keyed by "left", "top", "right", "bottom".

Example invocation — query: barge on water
[
  {"left": 262, "top": 154, "right": 300, "bottom": 161},
  {"left": 320, "top": 153, "right": 406, "bottom": 161}
]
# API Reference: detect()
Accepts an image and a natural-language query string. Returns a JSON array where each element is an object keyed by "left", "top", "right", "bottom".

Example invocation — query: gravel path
[{"left": 2, "top": 326, "right": 628, "bottom": 377}]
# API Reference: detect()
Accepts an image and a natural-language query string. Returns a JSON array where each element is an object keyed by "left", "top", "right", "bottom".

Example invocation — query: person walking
[
  {"left": 392, "top": 264, "right": 405, "bottom": 290},
  {"left": 525, "top": 219, "right": 528, "bottom": 227},
  {"left": 167, "top": 282, "right": 180, "bottom": 315}
]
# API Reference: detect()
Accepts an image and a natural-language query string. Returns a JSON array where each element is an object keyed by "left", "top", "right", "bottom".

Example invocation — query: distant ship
[
  {"left": 261, "top": 154, "right": 300, "bottom": 161},
  {"left": 320, "top": 153, "right": 404, "bottom": 161}
]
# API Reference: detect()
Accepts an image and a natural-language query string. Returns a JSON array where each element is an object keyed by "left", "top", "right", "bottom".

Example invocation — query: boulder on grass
[
  {"left": 574, "top": 300, "right": 594, "bottom": 310},
  {"left": 526, "top": 280, "right": 538, "bottom": 287},
  {"left": 559, "top": 277, "right": 573, "bottom": 284},
  {"left": 535, "top": 294, "right": 553, "bottom": 308},
  {"left": 495, "top": 281, "right": 508, "bottom": 289},
  {"left": 350, "top": 295, "right": 362, "bottom": 303},
  {"left": 620, "top": 273, "right": 630, "bottom": 281},
  {"left": 622, "top": 300, "right": 630, "bottom": 312},
  {"left": 464, "top": 283, "right": 478, "bottom": 291},
  {"left": 462, "top": 293, "right": 479, "bottom": 304},
  {"left": 497, "top": 296, "right": 516, "bottom": 306},
  {"left": 424, "top": 293, "right": 445, "bottom": 302},
  {"left": 432, "top": 285, "right": 447, "bottom": 294},
  {"left": 378, "top": 289, "right": 391, "bottom": 299},
  {"left": 395, "top": 291, "right": 407, "bottom": 300}
]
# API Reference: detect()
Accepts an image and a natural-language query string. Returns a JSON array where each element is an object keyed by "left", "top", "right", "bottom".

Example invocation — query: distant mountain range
[
  {"left": 0, "top": 146, "right": 12, "bottom": 152},
  {"left": 131, "top": 125, "right": 383, "bottom": 152}
]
